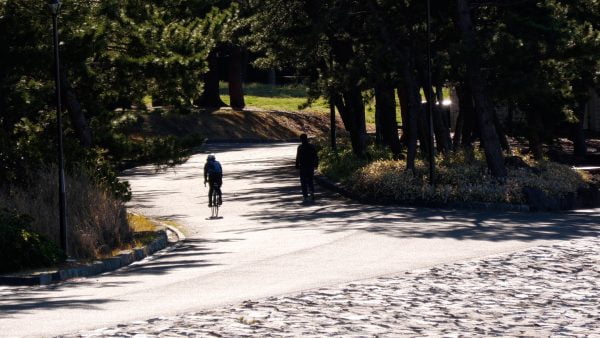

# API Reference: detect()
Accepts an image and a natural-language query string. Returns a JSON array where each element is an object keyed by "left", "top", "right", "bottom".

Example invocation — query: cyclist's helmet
[{"left": 207, "top": 154, "right": 216, "bottom": 161}]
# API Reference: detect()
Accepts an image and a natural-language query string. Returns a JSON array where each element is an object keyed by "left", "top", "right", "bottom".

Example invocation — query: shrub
[
  {"left": 318, "top": 140, "right": 393, "bottom": 182},
  {"left": 0, "top": 167, "right": 132, "bottom": 259},
  {"left": 319, "top": 144, "right": 592, "bottom": 205},
  {"left": 0, "top": 209, "right": 66, "bottom": 274}
]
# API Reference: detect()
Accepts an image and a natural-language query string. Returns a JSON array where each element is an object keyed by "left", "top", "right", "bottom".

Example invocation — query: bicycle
[{"left": 208, "top": 180, "right": 222, "bottom": 219}]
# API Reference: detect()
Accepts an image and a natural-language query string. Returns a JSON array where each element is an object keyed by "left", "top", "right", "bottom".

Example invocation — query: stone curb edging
[
  {"left": 314, "top": 174, "right": 531, "bottom": 212},
  {"left": 154, "top": 220, "right": 186, "bottom": 242},
  {"left": 0, "top": 230, "right": 169, "bottom": 287}
]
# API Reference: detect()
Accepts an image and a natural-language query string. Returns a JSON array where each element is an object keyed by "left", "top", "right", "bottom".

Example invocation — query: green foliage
[
  {"left": 483, "top": 0, "right": 600, "bottom": 137},
  {"left": 0, "top": 0, "right": 226, "bottom": 191},
  {"left": 0, "top": 209, "right": 66, "bottom": 274},
  {"left": 85, "top": 148, "right": 132, "bottom": 201},
  {"left": 98, "top": 109, "right": 205, "bottom": 171}
]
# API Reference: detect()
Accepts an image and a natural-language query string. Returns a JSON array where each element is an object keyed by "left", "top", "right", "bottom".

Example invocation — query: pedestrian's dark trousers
[{"left": 300, "top": 170, "right": 314, "bottom": 198}]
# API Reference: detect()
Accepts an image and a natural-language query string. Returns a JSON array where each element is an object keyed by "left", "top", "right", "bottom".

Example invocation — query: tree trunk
[
  {"left": 435, "top": 70, "right": 452, "bottom": 137},
  {"left": 374, "top": 93, "right": 383, "bottom": 145},
  {"left": 397, "top": 87, "right": 411, "bottom": 147},
  {"left": 399, "top": 47, "right": 422, "bottom": 172},
  {"left": 572, "top": 100, "right": 587, "bottom": 157},
  {"left": 505, "top": 102, "right": 515, "bottom": 131},
  {"left": 526, "top": 110, "right": 544, "bottom": 160},
  {"left": 198, "top": 50, "right": 226, "bottom": 108},
  {"left": 417, "top": 62, "right": 451, "bottom": 154},
  {"left": 268, "top": 69, "right": 276, "bottom": 86},
  {"left": 453, "top": 107, "right": 464, "bottom": 148},
  {"left": 493, "top": 110, "right": 511, "bottom": 154},
  {"left": 227, "top": 45, "right": 245, "bottom": 110},
  {"left": 334, "top": 88, "right": 367, "bottom": 157},
  {"left": 60, "top": 71, "right": 92, "bottom": 148},
  {"left": 375, "top": 84, "right": 402, "bottom": 157},
  {"left": 330, "top": 38, "right": 367, "bottom": 157},
  {"left": 456, "top": 83, "right": 476, "bottom": 149},
  {"left": 418, "top": 107, "right": 431, "bottom": 157},
  {"left": 456, "top": 0, "right": 507, "bottom": 178},
  {"left": 432, "top": 105, "right": 451, "bottom": 154}
]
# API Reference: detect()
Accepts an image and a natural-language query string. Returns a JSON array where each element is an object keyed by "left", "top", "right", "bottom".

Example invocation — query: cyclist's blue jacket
[{"left": 204, "top": 160, "right": 223, "bottom": 182}]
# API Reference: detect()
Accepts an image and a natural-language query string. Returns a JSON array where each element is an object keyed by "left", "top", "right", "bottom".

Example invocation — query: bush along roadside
[
  {"left": 0, "top": 167, "right": 132, "bottom": 260},
  {"left": 0, "top": 212, "right": 175, "bottom": 284},
  {"left": 0, "top": 209, "right": 66, "bottom": 274},
  {"left": 318, "top": 142, "right": 598, "bottom": 211}
]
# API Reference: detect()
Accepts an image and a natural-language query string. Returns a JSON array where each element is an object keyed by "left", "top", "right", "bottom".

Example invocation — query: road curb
[
  {"left": 155, "top": 220, "right": 187, "bottom": 242},
  {"left": 0, "top": 230, "right": 169, "bottom": 286}
]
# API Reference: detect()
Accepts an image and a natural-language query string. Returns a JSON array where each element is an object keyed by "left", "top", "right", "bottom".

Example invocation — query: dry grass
[
  {"left": 0, "top": 167, "right": 132, "bottom": 259},
  {"left": 104, "top": 214, "right": 159, "bottom": 258},
  {"left": 320, "top": 144, "right": 592, "bottom": 205},
  {"left": 121, "top": 108, "right": 344, "bottom": 142},
  {"left": 127, "top": 213, "right": 157, "bottom": 232}
]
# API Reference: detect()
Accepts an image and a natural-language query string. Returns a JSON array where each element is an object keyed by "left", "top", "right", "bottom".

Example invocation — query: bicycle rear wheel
[{"left": 211, "top": 187, "right": 219, "bottom": 218}]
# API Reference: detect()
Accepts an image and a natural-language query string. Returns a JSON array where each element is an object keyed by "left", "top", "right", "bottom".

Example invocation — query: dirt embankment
[{"left": 142, "top": 108, "right": 346, "bottom": 142}]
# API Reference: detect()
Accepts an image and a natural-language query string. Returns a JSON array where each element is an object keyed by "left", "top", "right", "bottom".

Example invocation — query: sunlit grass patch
[
  {"left": 220, "top": 82, "right": 330, "bottom": 113},
  {"left": 105, "top": 213, "right": 160, "bottom": 257},
  {"left": 128, "top": 213, "right": 157, "bottom": 232}
]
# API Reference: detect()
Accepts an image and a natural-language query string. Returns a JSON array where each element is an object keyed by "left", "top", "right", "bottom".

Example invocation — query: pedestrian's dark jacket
[{"left": 296, "top": 142, "right": 319, "bottom": 172}]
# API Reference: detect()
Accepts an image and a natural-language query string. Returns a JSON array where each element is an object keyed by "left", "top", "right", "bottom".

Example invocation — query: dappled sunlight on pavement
[{"left": 1, "top": 143, "right": 599, "bottom": 336}]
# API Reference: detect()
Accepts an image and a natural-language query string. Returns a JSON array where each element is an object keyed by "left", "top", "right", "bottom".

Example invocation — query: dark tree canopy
[{"left": 1, "top": 0, "right": 599, "bottom": 184}]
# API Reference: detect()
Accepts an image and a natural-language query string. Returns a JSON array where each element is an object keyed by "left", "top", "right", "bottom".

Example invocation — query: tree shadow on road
[
  {"left": 0, "top": 238, "right": 238, "bottom": 318},
  {"left": 222, "top": 159, "right": 600, "bottom": 243},
  {"left": 111, "top": 238, "right": 230, "bottom": 277}
]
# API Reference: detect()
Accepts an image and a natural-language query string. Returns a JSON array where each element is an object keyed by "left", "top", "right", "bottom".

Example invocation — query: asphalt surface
[{"left": 1, "top": 143, "right": 598, "bottom": 337}]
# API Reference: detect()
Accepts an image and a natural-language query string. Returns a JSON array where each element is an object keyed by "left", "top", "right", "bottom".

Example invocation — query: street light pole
[
  {"left": 330, "top": 95, "right": 336, "bottom": 151},
  {"left": 49, "top": 0, "right": 68, "bottom": 254},
  {"left": 426, "top": 0, "right": 436, "bottom": 185},
  {"left": 330, "top": 59, "right": 337, "bottom": 151}
]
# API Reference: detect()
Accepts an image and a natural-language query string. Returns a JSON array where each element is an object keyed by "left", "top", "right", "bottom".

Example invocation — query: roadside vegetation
[
  {"left": 0, "top": 168, "right": 130, "bottom": 261},
  {"left": 318, "top": 139, "right": 593, "bottom": 206},
  {"left": 0, "top": 209, "right": 65, "bottom": 274},
  {"left": 0, "top": 180, "right": 165, "bottom": 274}
]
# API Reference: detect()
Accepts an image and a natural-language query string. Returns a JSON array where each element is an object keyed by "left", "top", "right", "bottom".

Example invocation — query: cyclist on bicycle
[{"left": 204, "top": 154, "right": 223, "bottom": 207}]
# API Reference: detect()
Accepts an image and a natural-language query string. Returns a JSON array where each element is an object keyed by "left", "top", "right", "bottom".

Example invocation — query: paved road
[
  {"left": 1, "top": 143, "right": 598, "bottom": 337},
  {"left": 70, "top": 235, "right": 600, "bottom": 337}
]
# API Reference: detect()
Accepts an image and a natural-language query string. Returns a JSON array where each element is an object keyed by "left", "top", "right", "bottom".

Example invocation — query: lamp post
[
  {"left": 330, "top": 95, "right": 336, "bottom": 151},
  {"left": 49, "top": 0, "right": 68, "bottom": 254},
  {"left": 426, "top": 0, "right": 436, "bottom": 185},
  {"left": 329, "top": 59, "right": 337, "bottom": 151}
]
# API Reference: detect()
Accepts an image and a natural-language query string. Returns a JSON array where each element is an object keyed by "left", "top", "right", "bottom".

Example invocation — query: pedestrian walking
[{"left": 295, "top": 134, "right": 319, "bottom": 202}]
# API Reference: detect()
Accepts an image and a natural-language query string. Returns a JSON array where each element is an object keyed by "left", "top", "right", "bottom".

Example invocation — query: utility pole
[
  {"left": 426, "top": 0, "right": 436, "bottom": 185},
  {"left": 49, "top": 0, "right": 68, "bottom": 254}
]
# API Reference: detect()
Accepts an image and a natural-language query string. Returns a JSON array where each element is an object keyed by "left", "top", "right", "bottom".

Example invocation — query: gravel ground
[{"left": 68, "top": 235, "right": 600, "bottom": 337}]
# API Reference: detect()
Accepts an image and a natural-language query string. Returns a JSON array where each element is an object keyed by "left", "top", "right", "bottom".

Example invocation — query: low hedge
[
  {"left": 0, "top": 209, "right": 66, "bottom": 274},
  {"left": 318, "top": 142, "right": 593, "bottom": 207}
]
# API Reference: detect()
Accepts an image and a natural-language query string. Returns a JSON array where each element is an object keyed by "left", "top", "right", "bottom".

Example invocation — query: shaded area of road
[{"left": 0, "top": 143, "right": 598, "bottom": 337}]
